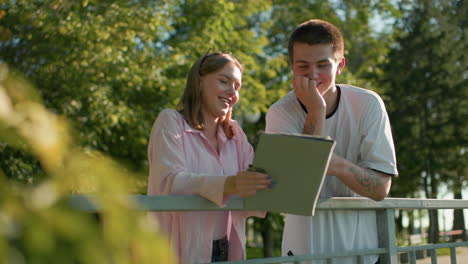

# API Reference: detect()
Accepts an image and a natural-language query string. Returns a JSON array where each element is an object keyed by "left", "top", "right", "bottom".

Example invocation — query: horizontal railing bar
[
  {"left": 68, "top": 194, "right": 245, "bottom": 212},
  {"left": 67, "top": 195, "right": 468, "bottom": 212},
  {"left": 66, "top": 195, "right": 468, "bottom": 264},
  {"left": 212, "top": 248, "right": 387, "bottom": 264},
  {"left": 397, "top": 241, "right": 468, "bottom": 252},
  {"left": 316, "top": 197, "right": 468, "bottom": 210}
]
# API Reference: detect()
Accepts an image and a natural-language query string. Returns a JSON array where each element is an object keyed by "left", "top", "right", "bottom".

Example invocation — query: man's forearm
[
  {"left": 329, "top": 155, "right": 392, "bottom": 201},
  {"left": 302, "top": 112, "right": 325, "bottom": 135}
]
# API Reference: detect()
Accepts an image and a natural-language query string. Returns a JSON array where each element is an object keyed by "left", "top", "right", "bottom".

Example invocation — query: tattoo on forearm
[{"left": 349, "top": 167, "right": 383, "bottom": 195}]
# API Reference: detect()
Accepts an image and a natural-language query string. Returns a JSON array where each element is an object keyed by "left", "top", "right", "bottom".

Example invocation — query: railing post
[
  {"left": 377, "top": 208, "right": 398, "bottom": 264},
  {"left": 428, "top": 249, "right": 437, "bottom": 264},
  {"left": 449, "top": 247, "right": 456, "bottom": 263}
]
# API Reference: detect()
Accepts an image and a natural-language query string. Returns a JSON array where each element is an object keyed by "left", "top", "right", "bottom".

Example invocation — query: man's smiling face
[{"left": 292, "top": 42, "right": 345, "bottom": 97}]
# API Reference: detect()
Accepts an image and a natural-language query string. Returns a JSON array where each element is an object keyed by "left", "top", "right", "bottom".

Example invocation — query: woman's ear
[{"left": 336, "top": 57, "right": 346, "bottom": 75}]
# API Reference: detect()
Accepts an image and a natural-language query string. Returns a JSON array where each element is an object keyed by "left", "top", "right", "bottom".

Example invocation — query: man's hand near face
[
  {"left": 293, "top": 76, "right": 391, "bottom": 201},
  {"left": 293, "top": 76, "right": 326, "bottom": 135}
]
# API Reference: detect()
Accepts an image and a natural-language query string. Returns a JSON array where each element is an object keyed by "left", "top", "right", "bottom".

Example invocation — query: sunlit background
[{"left": 0, "top": 0, "right": 466, "bottom": 261}]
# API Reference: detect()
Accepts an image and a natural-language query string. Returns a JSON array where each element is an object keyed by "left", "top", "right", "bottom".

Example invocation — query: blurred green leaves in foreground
[{"left": 0, "top": 64, "right": 174, "bottom": 263}]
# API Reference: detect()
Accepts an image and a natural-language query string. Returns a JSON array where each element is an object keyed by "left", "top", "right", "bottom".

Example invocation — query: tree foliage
[
  {"left": 381, "top": 0, "right": 467, "bottom": 198},
  {"left": 380, "top": 0, "right": 467, "bottom": 242},
  {"left": 0, "top": 0, "right": 277, "bottom": 183},
  {"left": 1, "top": 0, "right": 175, "bottom": 179},
  {"left": 0, "top": 66, "right": 174, "bottom": 263},
  {"left": 1, "top": 0, "right": 466, "bottom": 259}
]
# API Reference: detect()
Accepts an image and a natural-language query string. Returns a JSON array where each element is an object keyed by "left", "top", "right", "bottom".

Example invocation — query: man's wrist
[
  {"left": 306, "top": 110, "right": 325, "bottom": 120},
  {"left": 303, "top": 111, "right": 325, "bottom": 135},
  {"left": 329, "top": 154, "right": 345, "bottom": 177}
]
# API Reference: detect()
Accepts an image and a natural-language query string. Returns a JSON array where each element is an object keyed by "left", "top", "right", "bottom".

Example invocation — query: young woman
[{"left": 147, "top": 51, "right": 272, "bottom": 263}]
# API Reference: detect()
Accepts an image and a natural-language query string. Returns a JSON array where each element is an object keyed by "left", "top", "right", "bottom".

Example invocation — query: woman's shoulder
[
  {"left": 153, "top": 109, "right": 186, "bottom": 130},
  {"left": 228, "top": 119, "right": 247, "bottom": 140},
  {"left": 156, "top": 108, "right": 183, "bottom": 123},
  {"left": 158, "top": 108, "right": 180, "bottom": 118}
]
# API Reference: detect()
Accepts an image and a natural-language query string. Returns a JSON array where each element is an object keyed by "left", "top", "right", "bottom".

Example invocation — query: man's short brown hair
[{"left": 288, "top": 19, "right": 344, "bottom": 62}]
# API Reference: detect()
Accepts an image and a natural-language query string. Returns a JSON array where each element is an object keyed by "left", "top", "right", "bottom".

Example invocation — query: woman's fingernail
[
  {"left": 266, "top": 175, "right": 272, "bottom": 180},
  {"left": 271, "top": 180, "right": 278, "bottom": 185}
]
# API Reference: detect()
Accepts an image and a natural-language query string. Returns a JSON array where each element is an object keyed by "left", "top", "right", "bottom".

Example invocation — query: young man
[{"left": 265, "top": 19, "right": 398, "bottom": 264}]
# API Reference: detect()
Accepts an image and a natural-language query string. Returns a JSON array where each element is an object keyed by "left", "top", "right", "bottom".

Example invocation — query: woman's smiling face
[{"left": 200, "top": 62, "right": 242, "bottom": 122}]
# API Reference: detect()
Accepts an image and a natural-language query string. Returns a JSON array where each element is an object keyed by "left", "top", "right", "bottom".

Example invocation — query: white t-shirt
[{"left": 266, "top": 85, "right": 398, "bottom": 264}]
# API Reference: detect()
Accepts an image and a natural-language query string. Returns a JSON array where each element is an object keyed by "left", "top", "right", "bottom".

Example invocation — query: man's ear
[{"left": 336, "top": 57, "right": 346, "bottom": 75}]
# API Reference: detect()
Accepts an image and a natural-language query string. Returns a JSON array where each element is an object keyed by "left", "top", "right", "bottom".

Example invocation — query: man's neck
[{"left": 323, "top": 84, "right": 339, "bottom": 116}]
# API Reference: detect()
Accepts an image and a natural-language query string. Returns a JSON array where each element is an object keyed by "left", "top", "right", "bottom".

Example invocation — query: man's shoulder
[
  {"left": 340, "top": 84, "right": 380, "bottom": 97},
  {"left": 268, "top": 91, "right": 296, "bottom": 110},
  {"left": 339, "top": 84, "right": 385, "bottom": 105}
]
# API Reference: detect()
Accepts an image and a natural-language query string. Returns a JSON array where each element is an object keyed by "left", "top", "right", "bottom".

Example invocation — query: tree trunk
[
  {"left": 428, "top": 175, "right": 440, "bottom": 244},
  {"left": 452, "top": 178, "right": 466, "bottom": 242},
  {"left": 395, "top": 210, "right": 404, "bottom": 238},
  {"left": 407, "top": 210, "right": 415, "bottom": 245},
  {"left": 260, "top": 213, "right": 274, "bottom": 257},
  {"left": 428, "top": 210, "right": 440, "bottom": 244},
  {"left": 421, "top": 96, "right": 440, "bottom": 244},
  {"left": 423, "top": 172, "right": 440, "bottom": 244}
]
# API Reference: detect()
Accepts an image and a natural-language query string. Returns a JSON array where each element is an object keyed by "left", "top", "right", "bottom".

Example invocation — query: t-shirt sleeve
[
  {"left": 265, "top": 103, "right": 301, "bottom": 134},
  {"left": 358, "top": 96, "right": 398, "bottom": 176}
]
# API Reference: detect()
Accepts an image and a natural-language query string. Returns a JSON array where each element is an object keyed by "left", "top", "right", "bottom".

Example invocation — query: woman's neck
[
  {"left": 202, "top": 116, "right": 220, "bottom": 152},
  {"left": 204, "top": 119, "right": 218, "bottom": 138}
]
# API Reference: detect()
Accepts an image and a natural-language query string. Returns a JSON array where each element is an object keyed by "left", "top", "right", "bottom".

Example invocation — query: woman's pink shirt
[{"left": 147, "top": 109, "right": 263, "bottom": 264}]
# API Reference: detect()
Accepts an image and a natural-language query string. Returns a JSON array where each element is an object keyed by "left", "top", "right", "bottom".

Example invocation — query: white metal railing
[{"left": 69, "top": 196, "right": 468, "bottom": 264}]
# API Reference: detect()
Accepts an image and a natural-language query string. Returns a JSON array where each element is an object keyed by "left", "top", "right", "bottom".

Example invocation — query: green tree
[
  {"left": 0, "top": 0, "right": 176, "bottom": 184},
  {"left": 380, "top": 0, "right": 467, "bottom": 243},
  {"left": 0, "top": 0, "right": 273, "bottom": 186},
  {"left": 6, "top": 0, "right": 461, "bottom": 258},
  {"left": 162, "top": 0, "right": 272, "bottom": 117},
  {"left": 1, "top": 0, "right": 276, "bottom": 258},
  {"left": 0, "top": 66, "right": 174, "bottom": 263}
]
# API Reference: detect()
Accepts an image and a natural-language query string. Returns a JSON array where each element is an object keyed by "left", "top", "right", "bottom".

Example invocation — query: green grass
[
  {"left": 436, "top": 247, "right": 451, "bottom": 256},
  {"left": 435, "top": 247, "right": 467, "bottom": 256}
]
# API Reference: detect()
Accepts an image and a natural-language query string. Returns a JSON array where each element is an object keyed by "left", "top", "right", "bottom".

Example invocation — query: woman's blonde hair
[{"left": 177, "top": 51, "right": 243, "bottom": 139}]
